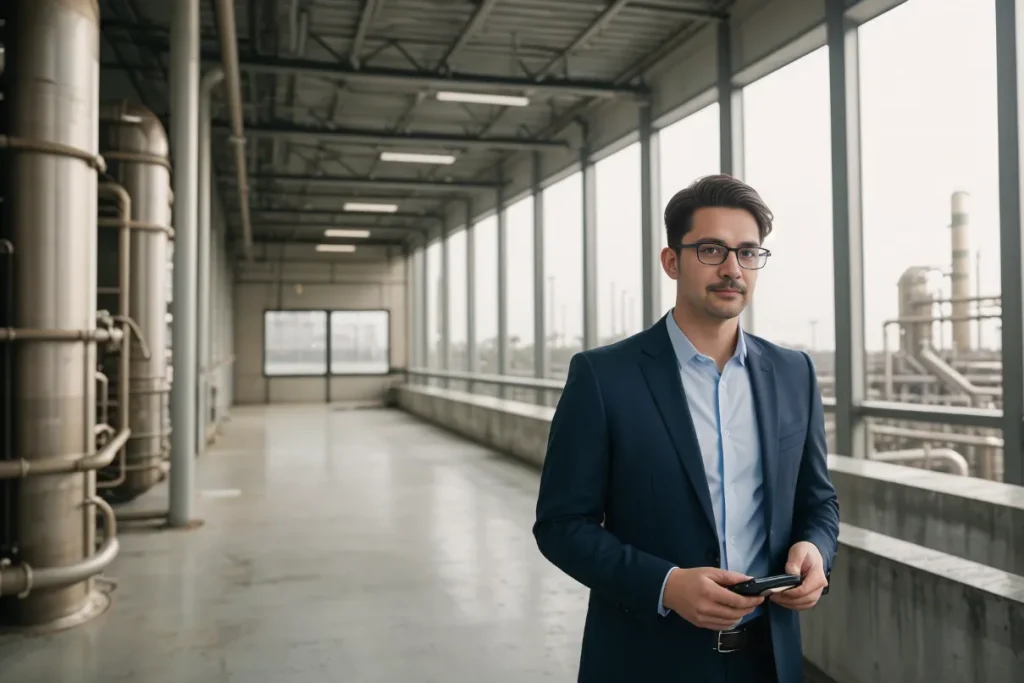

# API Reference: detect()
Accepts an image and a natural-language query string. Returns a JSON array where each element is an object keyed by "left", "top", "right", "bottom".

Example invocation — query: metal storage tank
[{"left": 98, "top": 100, "right": 173, "bottom": 500}]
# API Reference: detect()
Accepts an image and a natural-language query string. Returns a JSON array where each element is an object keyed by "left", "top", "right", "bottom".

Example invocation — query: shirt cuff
[{"left": 657, "top": 567, "right": 677, "bottom": 616}]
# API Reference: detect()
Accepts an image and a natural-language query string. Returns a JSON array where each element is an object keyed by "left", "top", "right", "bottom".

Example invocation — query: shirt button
[{"left": 724, "top": 430, "right": 731, "bottom": 437}]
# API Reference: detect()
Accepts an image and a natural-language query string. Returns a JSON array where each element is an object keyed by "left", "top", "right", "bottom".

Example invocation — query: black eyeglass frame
[{"left": 676, "top": 241, "right": 772, "bottom": 270}]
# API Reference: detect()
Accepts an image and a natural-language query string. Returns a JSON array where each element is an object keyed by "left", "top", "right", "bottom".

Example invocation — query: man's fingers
[{"left": 706, "top": 583, "right": 764, "bottom": 610}]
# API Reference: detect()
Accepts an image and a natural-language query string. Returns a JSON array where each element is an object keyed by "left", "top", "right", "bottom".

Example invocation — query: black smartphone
[{"left": 728, "top": 573, "right": 802, "bottom": 597}]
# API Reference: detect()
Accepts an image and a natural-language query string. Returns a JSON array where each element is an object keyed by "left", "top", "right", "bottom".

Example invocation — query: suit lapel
[
  {"left": 638, "top": 324, "right": 717, "bottom": 536},
  {"left": 746, "top": 339, "right": 778, "bottom": 536}
]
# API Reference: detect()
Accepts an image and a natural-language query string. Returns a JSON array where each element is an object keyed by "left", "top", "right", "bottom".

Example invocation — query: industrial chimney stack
[{"left": 950, "top": 191, "right": 971, "bottom": 352}]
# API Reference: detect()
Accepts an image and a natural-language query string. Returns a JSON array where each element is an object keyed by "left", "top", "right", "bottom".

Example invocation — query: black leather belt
[{"left": 714, "top": 616, "right": 767, "bottom": 653}]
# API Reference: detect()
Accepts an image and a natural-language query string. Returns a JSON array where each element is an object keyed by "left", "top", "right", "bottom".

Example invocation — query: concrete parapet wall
[
  {"left": 801, "top": 523, "right": 1024, "bottom": 683},
  {"left": 828, "top": 455, "right": 1024, "bottom": 576},
  {"left": 397, "top": 384, "right": 1024, "bottom": 683}
]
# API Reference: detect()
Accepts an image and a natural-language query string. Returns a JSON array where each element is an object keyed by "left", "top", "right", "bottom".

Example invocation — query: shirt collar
[{"left": 664, "top": 309, "right": 748, "bottom": 368}]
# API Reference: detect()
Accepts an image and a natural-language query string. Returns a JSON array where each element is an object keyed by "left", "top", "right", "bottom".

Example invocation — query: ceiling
[{"left": 99, "top": 0, "right": 733, "bottom": 251}]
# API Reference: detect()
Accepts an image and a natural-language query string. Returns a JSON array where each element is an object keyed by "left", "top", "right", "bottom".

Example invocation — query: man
[{"left": 533, "top": 174, "right": 839, "bottom": 683}]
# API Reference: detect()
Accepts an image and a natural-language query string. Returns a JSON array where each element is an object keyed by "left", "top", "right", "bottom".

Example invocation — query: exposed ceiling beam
[
  {"left": 536, "top": 0, "right": 633, "bottom": 80},
  {"left": 248, "top": 208, "right": 440, "bottom": 220},
  {"left": 250, "top": 225, "right": 423, "bottom": 236},
  {"left": 229, "top": 173, "right": 501, "bottom": 192},
  {"left": 438, "top": 0, "right": 501, "bottom": 71},
  {"left": 221, "top": 53, "right": 646, "bottom": 99},
  {"left": 349, "top": 0, "right": 382, "bottom": 68},
  {"left": 218, "top": 121, "right": 570, "bottom": 152}
]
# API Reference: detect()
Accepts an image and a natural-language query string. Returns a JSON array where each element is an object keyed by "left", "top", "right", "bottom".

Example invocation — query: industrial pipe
[
  {"left": 198, "top": 68, "right": 225, "bottom": 458},
  {"left": 0, "top": 429, "right": 130, "bottom": 480},
  {"left": 870, "top": 448, "right": 970, "bottom": 476},
  {"left": 214, "top": 0, "right": 253, "bottom": 259},
  {"left": 918, "top": 346, "right": 987, "bottom": 407},
  {"left": 0, "top": 496, "right": 120, "bottom": 598}
]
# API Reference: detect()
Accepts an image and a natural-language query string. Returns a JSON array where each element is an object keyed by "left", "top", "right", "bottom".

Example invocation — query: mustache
[{"left": 708, "top": 278, "right": 747, "bottom": 293}]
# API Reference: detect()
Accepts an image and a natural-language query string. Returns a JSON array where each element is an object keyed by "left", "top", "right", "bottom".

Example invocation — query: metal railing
[{"left": 406, "top": 368, "right": 1009, "bottom": 431}]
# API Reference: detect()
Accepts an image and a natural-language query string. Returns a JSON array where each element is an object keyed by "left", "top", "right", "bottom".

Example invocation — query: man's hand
[
  {"left": 770, "top": 541, "right": 828, "bottom": 611},
  {"left": 662, "top": 567, "right": 764, "bottom": 631}
]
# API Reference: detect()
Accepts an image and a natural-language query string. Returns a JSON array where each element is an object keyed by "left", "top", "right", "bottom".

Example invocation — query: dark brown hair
[{"left": 663, "top": 174, "right": 773, "bottom": 249}]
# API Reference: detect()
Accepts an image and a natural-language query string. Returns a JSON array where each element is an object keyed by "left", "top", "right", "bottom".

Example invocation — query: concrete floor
[{"left": 0, "top": 405, "right": 588, "bottom": 682}]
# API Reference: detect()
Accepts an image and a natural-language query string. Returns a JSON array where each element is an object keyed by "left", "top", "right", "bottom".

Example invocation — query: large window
[
  {"left": 330, "top": 311, "right": 390, "bottom": 375},
  {"left": 263, "top": 310, "right": 390, "bottom": 377},
  {"left": 264, "top": 311, "right": 327, "bottom": 376},
  {"left": 543, "top": 171, "right": 584, "bottom": 379},
  {"left": 506, "top": 196, "right": 535, "bottom": 375},
  {"left": 596, "top": 142, "right": 642, "bottom": 344},
  {"left": 857, "top": 0, "right": 1002, "bottom": 480},
  {"left": 473, "top": 215, "right": 499, "bottom": 373},
  {"left": 658, "top": 103, "right": 720, "bottom": 314},
  {"left": 742, "top": 46, "right": 834, "bottom": 387},
  {"left": 447, "top": 228, "right": 468, "bottom": 371}
]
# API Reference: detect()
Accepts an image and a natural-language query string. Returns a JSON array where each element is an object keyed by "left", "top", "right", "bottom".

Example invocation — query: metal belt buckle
[{"left": 715, "top": 630, "right": 740, "bottom": 653}]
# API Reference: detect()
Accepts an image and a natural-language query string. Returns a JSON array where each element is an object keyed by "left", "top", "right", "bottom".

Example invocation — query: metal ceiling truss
[{"left": 99, "top": 0, "right": 732, "bottom": 249}]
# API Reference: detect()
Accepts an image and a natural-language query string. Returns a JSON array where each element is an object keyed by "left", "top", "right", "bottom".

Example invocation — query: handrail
[{"left": 406, "top": 369, "right": 1015, "bottom": 431}]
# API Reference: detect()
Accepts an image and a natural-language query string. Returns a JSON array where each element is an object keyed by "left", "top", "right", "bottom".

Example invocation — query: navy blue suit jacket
[{"left": 533, "top": 317, "right": 840, "bottom": 683}]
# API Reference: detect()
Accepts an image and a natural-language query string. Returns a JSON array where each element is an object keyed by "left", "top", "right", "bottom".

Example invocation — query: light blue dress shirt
[{"left": 657, "top": 312, "right": 770, "bottom": 623}]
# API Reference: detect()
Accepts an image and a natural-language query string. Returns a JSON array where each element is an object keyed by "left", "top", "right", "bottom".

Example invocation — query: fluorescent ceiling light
[
  {"left": 380, "top": 151, "right": 456, "bottom": 165},
  {"left": 324, "top": 228, "right": 371, "bottom": 238},
  {"left": 435, "top": 91, "right": 530, "bottom": 107},
  {"left": 343, "top": 202, "right": 398, "bottom": 213},
  {"left": 316, "top": 244, "right": 357, "bottom": 253}
]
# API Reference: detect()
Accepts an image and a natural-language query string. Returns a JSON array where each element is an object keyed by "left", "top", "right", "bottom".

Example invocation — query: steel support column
[
  {"left": 465, "top": 200, "right": 477, "bottom": 372},
  {"left": 717, "top": 18, "right": 752, "bottom": 334},
  {"left": 465, "top": 200, "right": 477, "bottom": 393},
  {"left": 197, "top": 68, "right": 223, "bottom": 458},
  {"left": 996, "top": 0, "right": 1024, "bottom": 485},
  {"left": 582, "top": 149, "right": 599, "bottom": 349},
  {"left": 439, "top": 223, "right": 450, "bottom": 388},
  {"left": 169, "top": 0, "right": 201, "bottom": 527},
  {"left": 418, "top": 243, "right": 429, "bottom": 382},
  {"left": 827, "top": 0, "right": 867, "bottom": 459},
  {"left": 533, "top": 153, "right": 548, "bottom": 403},
  {"left": 497, "top": 183, "right": 509, "bottom": 396},
  {"left": 640, "top": 103, "right": 663, "bottom": 329}
]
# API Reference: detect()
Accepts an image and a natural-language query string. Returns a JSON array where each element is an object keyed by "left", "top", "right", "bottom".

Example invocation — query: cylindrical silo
[
  {"left": 950, "top": 191, "right": 971, "bottom": 352},
  {"left": 3, "top": 0, "right": 101, "bottom": 626},
  {"left": 898, "top": 266, "right": 933, "bottom": 355},
  {"left": 98, "top": 101, "right": 173, "bottom": 500}
]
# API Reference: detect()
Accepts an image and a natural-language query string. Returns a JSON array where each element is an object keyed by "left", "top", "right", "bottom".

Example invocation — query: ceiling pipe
[{"left": 214, "top": 0, "right": 253, "bottom": 260}]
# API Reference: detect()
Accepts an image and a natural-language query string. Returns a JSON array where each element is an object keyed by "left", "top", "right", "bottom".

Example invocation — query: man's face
[{"left": 661, "top": 206, "right": 763, "bottom": 321}]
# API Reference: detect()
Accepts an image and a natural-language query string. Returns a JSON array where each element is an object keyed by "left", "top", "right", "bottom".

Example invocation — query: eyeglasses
[{"left": 678, "top": 242, "right": 771, "bottom": 270}]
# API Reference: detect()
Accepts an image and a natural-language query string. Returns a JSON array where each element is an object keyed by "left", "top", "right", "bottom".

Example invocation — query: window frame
[{"left": 261, "top": 308, "right": 392, "bottom": 378}]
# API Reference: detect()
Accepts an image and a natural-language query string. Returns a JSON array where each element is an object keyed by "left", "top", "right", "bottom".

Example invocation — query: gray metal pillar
[
  {"left": 465, "top": 199, "right": 477, "bottom": 375},
  {"left": 717, "top": 18, "right": 752, "bottom": 334},
  {"left": 582, "top": 149, "right": 599, "bottom": 349},
  {"left": 197, "top": 67, "right": 224, "bottom": 457},
  {"left": 169, "top": 0, "right": 201, "bottom": 527},
  {"left": 419, "top": 240, "right": 429, "bottom": 380},
  {"left": 497, "top": 184, "right": 509, "bottom": 390},
  {"left": 826, "top": 0, "right": 867, "bottom": 459},
  {"left": 533, "top": 153, "right": 548, "bottom": 400},
  {"left": 440, "top": 223, "right": 450, "bottom": 387},
  {"left": 640, "top": 104, "right": 663, "bottom": 329},
  {"left": 996, "top": 0, "right": 1024, "bottom": 485}
]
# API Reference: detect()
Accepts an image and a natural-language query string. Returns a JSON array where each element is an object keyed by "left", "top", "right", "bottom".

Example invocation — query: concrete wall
[
  {"left": 233, "top": 243, "right": 407, "bottom": 405},
  {"left": 829, "top": 455, "right": 1024, "bottom": 576},
  {"left": 396, "top": 384, "right": 1024, "bottom": 683}
]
